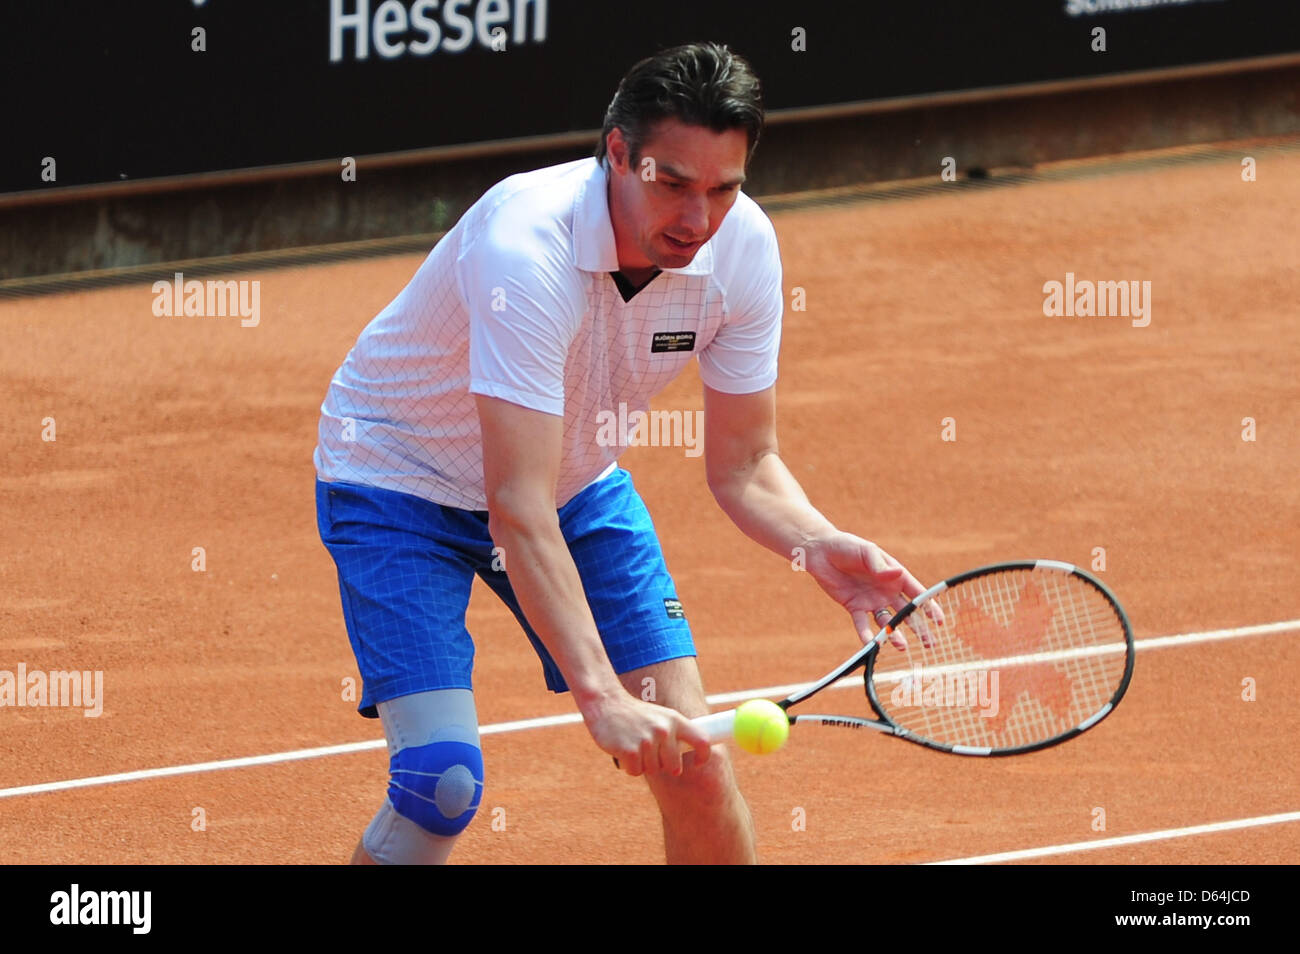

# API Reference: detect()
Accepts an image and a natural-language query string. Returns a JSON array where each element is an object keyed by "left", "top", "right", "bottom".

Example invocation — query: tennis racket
[{"left": 695, "top": 560, "right": 1134, "bottom": 756}]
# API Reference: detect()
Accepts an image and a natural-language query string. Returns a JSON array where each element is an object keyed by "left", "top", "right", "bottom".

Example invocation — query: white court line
[
  {"left": 926, "top": 810, "right": 1300, "bottom": 864},
  {"left": 1, "top": 617, "right": 1296, "bottom": 802}
]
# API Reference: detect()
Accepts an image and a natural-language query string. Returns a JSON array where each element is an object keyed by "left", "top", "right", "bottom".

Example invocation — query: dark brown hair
[{"left": 595, "top": 42, "right": 764, "bottom": 168}]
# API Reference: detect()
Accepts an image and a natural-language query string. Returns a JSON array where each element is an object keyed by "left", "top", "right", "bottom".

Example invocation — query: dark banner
[{"left": 4, "top": 0, "right": 1298, "bottom": 195}]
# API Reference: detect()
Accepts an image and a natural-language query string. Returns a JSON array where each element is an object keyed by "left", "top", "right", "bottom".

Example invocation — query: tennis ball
[{"left": 733, "top": 699, "right": 789, "bottom": 755}]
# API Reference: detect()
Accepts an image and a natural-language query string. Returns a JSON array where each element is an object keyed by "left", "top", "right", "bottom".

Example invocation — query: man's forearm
[
  {"left": 710, "top": 450, "right": 838, "bottom": 558},
  {"left": 487, "top": 513, "right": 626, "bottom": 712}
]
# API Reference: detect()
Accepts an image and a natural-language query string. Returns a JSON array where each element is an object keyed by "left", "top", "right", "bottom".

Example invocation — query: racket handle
[
  {"left": 612, "top": 709, "right": 738, "bottom": 768},
  {"left": 688, "top": 708, "right": 736, "bottom": 744}
]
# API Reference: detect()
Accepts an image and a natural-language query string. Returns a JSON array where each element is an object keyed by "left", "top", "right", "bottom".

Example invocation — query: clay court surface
[{"left": 3, "top": 141, "right": 1297, "bottom": 864}]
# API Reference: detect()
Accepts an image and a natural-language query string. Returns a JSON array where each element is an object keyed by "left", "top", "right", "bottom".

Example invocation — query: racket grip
[
  {"left": 612, "top": 709, "right": 737, "bottom": 768},
  {"left": 688, "top": 708, "right": 736, "bottom": 744},
  {"left": 611, "top": 712, "right": 738, "bottom": 769}
]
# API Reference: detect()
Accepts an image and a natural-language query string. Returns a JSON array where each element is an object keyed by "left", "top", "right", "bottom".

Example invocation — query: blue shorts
[{"left": 315, "top": 468, "right": 696, "bottom": 718}]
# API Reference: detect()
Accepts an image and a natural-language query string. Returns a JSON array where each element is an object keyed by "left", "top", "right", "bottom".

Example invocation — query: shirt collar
[{"left": 572, "top": 159, "right": 715, "bottom": 277}]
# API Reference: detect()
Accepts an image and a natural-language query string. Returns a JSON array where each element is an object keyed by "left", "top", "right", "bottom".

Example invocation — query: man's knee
[
  {"left": 361, "top": 739, "right": 484, "bottom": 864},
  {"left": 388, "top": 739, "right": 484, "bottom": 836},
  {"left": 362, "top": 688, "right": 483, "bottom": 863},
  {"left": 655, "top": 744, "right": 738, "bottom": 805}
]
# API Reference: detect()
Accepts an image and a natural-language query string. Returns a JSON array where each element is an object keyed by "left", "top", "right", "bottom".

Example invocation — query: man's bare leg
[{"left": 618, "top": 657, "right": 757, "bottom": 864}]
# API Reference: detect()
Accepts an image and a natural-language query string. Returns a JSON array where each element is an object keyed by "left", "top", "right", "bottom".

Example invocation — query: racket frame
[{"left": 775, "top": 559, "right": 1136, "bottom": 757}]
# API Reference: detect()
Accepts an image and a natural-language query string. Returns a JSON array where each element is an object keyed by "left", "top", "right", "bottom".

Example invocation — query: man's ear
[{"left": 606, "top": 127, "right": 631, "bottom": 175}]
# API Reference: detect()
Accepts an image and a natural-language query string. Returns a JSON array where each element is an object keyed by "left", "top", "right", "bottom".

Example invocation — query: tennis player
[{"left": 314, "top": 42, "right": 932, "bottom": 864}]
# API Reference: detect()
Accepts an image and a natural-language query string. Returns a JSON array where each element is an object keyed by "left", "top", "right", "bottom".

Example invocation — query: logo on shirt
[
  {"left": 650, "top": 331, "right": 696, "bottom": 354},
  {"left": 664, "top": 598, "right": 686, "bottom": 620}
]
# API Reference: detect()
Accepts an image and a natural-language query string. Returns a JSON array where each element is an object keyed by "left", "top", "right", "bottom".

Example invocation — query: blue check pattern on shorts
[{"left": 316, "top": 468, "right": 696, "bottom": 718}]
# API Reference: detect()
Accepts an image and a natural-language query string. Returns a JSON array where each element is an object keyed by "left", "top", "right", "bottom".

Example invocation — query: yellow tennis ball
[{"left": 733, "top": 699, "right": 789, "bottom": 755}]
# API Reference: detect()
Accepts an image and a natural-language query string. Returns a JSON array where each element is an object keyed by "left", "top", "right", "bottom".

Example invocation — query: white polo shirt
[{"left": 314, "top": 156, "right": 783, "bottom": 510}]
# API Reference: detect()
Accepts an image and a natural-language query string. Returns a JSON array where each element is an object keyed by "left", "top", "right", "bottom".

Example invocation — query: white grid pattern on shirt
[{"left": 315, "top": 159, "right": 776, "bottom": 510}]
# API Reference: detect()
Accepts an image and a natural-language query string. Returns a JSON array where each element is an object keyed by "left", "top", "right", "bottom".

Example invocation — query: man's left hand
[{"left": 802, "top": 532, "right": 941, "bottom": 651}]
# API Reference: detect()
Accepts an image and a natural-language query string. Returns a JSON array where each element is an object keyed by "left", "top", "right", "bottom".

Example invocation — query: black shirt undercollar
[{"left": 610, "top": 269, "right": 662, "bottom": 303}]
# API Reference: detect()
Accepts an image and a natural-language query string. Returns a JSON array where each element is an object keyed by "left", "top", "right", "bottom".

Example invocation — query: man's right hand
[{"left": 580, "top": 690, "right": 713, "bottom": 777}]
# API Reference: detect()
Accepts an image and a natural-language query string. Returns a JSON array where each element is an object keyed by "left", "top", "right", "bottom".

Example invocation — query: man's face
[{"left": 606, "top": 118, "right": 749, "bottom": 272}]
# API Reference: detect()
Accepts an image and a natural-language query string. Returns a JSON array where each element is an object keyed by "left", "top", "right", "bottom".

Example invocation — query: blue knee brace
[{"left": 387, "top": 740, "right": 484, "bottom": 837}]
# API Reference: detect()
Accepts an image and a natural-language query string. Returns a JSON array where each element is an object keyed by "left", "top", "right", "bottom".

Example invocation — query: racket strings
[{"left": 870, "top": 567, "right": 1129, "bottom": 751}]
